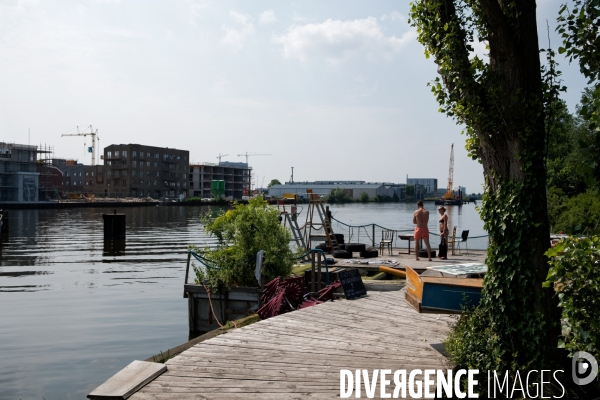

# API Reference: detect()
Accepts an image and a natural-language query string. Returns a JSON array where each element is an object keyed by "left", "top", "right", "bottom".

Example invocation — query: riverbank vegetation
[{"left": 546, "top": 90, "right": 600, "bottom": 235}]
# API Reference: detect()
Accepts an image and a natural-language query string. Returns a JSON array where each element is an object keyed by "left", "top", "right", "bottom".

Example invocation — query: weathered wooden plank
[
  {"left": 131, "top": 392, "right": 340, "bottom": 400},
  {"left": 88, "top": 361, "right": 166, "bottom": 400},
  {"left": 128, "top": 289, "right": 448, "bottom": 399}
]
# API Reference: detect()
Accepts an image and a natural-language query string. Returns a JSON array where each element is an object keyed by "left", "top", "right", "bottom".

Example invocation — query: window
[
  {"left": 177, "top": 155, "right": 181, "bottom": 160},
  {"left": 106, "top": 160, "right": 112, "bottom": 166},
  {"left": 107, "top": 151, "right": 112, "bottom": 158},
  {"left": 132, "top": 151, "right": 137, "bottom": 157},
  {"left": 183, "top": 173, "right": 187, "bottom": 179},
  {"left": 140, "top": 190, "right": 143, "bottom": 196},
  {"left": 114, "top": 179, "right": 119, "bottom": 187},
  {"left": 146, "top": 171, "right": 150, "bottom": 176},
  {"left": 190, "top": 168, "right": 193, "bottom": 173},
  {"left": 85, "top": 172, "right": 89, "bottom": 176},
  {"left": 155, "top": 153, "right": 159, "bottom": 158},
  {"left": 147, "top": 152, "right": 150, "bottom": 157},
  {"left": 147, "top": 181, "right": 150, "bottom": 186},
  {"left": 114, "top": 170, "right": 120, "bottom": 178},
  {"left": 115, "top": 151, "right": 120, "bottom": 157},
  {"left": 122, "top": 151, "right": 127, "bottom": 158},
  {"left": 139, "top": 171, "right": 143, "bottom": 177},
  {"left": 154, "top": 162, "right": 158, "bottom": 168},
  {"left": 122, "top": 180, "right": 127, "bottom": 186},
  {"left": 146, "top": 161, "right": 150, "bottom": 167},
  {"left": 154, "top": 180, "right": 158, "bottom": 186},
  {"left": 107, "top": 170, "right": 112, "bottom": 176},
  {"left": 190, "top": 182, "right": 194, "bottom": 188},
  {"left": 91, "top": 172, "right": 94, "bottom": 177},
  {"left": 132, "top": 170, "right": 136, "bottom": 178},
  {"left": 132, "top": 161, "right": 137, "bottom": 167},
  {"left": 156, "top": 171, "right": 159, "bottom": 177}
]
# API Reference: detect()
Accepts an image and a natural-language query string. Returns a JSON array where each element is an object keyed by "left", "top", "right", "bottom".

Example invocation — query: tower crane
[
  {"left": 442, "top": 143, "right": 455, "bottom": 200},
  {"left": 61, "top": 125, "right": 100, "bottom": 166},
  {"left": 237, "top": 152, "right": 272, "bottom": 164},
  {"left": 216, "top": 153, "right": 229, "bottom": 163}
]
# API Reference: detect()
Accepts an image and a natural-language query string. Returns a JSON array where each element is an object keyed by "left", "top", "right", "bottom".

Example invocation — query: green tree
[
  {"left": 405, "top": 184, "right": 415, "bottom": 198},
  {"left": 267, "top": 179, "right": 281, "bottom": 188},
  {"left": 410, "top": 0, "right": 562, "bottom": 386},
  {"left": 193, "top": 197, "right": 293, "bottom": 288},
  {"left": 359, "top": 192, "right": 370, "bottom": 203},
  {"left": 558, "top": 0, "right": 600, "bottom": 129}
]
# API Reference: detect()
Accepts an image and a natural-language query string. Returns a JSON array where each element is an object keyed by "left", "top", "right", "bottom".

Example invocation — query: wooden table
[{"left": 398, "top": 234, "right": 414, "bottom": 255}]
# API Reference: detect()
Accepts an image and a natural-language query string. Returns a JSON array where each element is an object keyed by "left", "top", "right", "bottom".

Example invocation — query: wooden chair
[
  {"left": 448, "top": 226, "right": 457, "bottom": 255},
  {"left": 456, "top": 230, "right": 470, "bottom": 254},
  {"left": 379, "top": 230, "right": 395, "bottom": 255}
]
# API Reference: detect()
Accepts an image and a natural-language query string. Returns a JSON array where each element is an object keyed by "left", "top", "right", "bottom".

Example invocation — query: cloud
[
  {"left": 221, "top": 10, "right": 254, "bottom": 50},
  {"left": 259, "top": 9, "right": 277, "bottom": 25},
  {"left": 380, "top": 11, "right": 404, "bottom": 22},
  {"left": 273, "top": 17, "right": 415, "bottom": 63},
  {"left": 186, "top": 0, "right": 206, "bottom": 24}
]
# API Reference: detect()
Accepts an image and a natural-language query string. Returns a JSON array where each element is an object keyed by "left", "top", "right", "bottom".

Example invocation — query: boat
[{"left": 405, "top": 264, "right": 484, "bottom": 313}]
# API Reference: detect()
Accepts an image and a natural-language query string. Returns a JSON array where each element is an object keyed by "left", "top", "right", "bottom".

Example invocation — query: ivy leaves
[{"left": 545, "top": 237, "right": 600, "bottom": 360}]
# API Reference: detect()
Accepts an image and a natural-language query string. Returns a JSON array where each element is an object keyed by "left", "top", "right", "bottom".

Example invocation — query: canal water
[{"left": 0, "top": 202, "right": 484, "bottom": 400}]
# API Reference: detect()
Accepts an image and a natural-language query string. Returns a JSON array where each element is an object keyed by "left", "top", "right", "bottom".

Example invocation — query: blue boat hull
[{"left": 421, "top": 283, "right": 482, "bottom": 312}]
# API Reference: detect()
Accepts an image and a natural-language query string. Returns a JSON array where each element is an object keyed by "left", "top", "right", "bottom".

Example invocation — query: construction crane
[
  {"left": 216, "top": 153, "right": 229, "bottom": 163},
  {"left": 237, "top": 152, "right": 272, "bottom": 164},
  {"left": 442, "top": 143, "right": 455, "bottom": 200},
  {"left": 61, "top": 125, "right": 100, "bottom": 166}
]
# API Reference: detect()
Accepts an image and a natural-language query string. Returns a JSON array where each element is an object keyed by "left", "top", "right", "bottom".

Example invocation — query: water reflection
[{"left": 103, "top": 239, "right": 126, "bottom": 257}]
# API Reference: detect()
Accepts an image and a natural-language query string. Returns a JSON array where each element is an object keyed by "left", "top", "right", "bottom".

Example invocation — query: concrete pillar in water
[{"left": 102, "top": 209, "right": 126, "bottom": 239}]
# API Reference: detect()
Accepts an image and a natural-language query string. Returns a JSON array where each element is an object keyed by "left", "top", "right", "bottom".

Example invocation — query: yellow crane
[
  {"left": 61, "top": 125, "right": 100, "bottom": 166},
  {"left": 442, "top": 143, "right": 454, "bottom": 200}
]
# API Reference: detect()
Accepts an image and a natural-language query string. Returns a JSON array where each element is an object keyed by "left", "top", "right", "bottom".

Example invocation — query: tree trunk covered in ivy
[{"left": 410, "top": 0, "right": 562, "bottom": 374}]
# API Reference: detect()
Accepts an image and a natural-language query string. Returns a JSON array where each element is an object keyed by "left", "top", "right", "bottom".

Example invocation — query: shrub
[
  {"left": 544, "top": 236, "right": 600, "bottom": 361},
  {"left": 325, "top": 188, "right": 353, "bottom": 204},
  {"left": 192, "top": 197, "right": 294, "bottom": 288},
  {"left": 552, "top": 190, "right": 600, "bottom": 235},
  {"left": 359, "top": 192, "right": 369, "bottom": 203}
]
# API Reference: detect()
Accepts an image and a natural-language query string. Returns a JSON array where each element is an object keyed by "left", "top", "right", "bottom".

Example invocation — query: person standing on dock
[
  {"left": 438, "top": 206, "right": 449, "bottom": 260},
  {"left": 413, "top": 200, "right": 432, "bottom": 261}
]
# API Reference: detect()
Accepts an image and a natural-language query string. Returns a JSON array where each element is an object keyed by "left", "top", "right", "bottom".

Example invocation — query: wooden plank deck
[{"left": 129, "top": 290, "right": 454, "bottom": 400}]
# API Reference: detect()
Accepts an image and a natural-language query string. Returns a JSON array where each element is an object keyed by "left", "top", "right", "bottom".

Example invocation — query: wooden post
[
  {"left": 372, "top": 224, "right": 375, "bottom": 247},
  {"left": 311, "top": 251, "right": 316, "bottom": 294},
  {"left": 183, "top": 252, "right": 191, "bottom": 298},
  {"left": 317, "top": 253, "right": 322, "bottom": 291}
]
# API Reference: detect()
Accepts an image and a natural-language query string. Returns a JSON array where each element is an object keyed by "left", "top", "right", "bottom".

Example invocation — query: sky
[{"left": 0, "top": 0, "right": 590, "bottom": 194}]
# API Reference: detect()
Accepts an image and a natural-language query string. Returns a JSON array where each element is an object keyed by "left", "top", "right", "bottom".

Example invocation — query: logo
[{"left": 572, "top": 351, "right": 598, "bottom": 386}]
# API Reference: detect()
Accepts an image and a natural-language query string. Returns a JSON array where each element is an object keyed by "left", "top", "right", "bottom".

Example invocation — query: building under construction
[
  {"left": 188, "top": 161, "right": 251, "bottom": 199},
  {"left": 0, "top": 142, "right": 50, "bottom": 202}
]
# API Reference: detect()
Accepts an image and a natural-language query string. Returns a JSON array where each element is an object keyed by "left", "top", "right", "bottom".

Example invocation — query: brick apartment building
[{"left": 103, "top": 144, "right": 189, "bottom": 199}]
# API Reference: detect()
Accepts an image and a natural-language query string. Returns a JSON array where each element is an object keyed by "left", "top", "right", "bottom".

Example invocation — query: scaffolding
[{"left": 0, "top": 142, "right": 53, "bottom": 202}]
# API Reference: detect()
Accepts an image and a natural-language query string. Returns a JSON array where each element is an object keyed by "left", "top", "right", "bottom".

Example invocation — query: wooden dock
[{"left": 128, "top": 289, "right": 454, "bottom": 399}]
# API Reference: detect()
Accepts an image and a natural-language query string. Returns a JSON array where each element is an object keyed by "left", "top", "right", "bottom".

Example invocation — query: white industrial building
[{"left": 268, "top": 181, "right": 406, "bottom": 201}]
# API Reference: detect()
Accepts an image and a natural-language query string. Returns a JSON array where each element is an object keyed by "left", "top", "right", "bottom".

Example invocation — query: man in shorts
[{"left": 413, "top": 200, "right": 432, "bottom": 261}]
